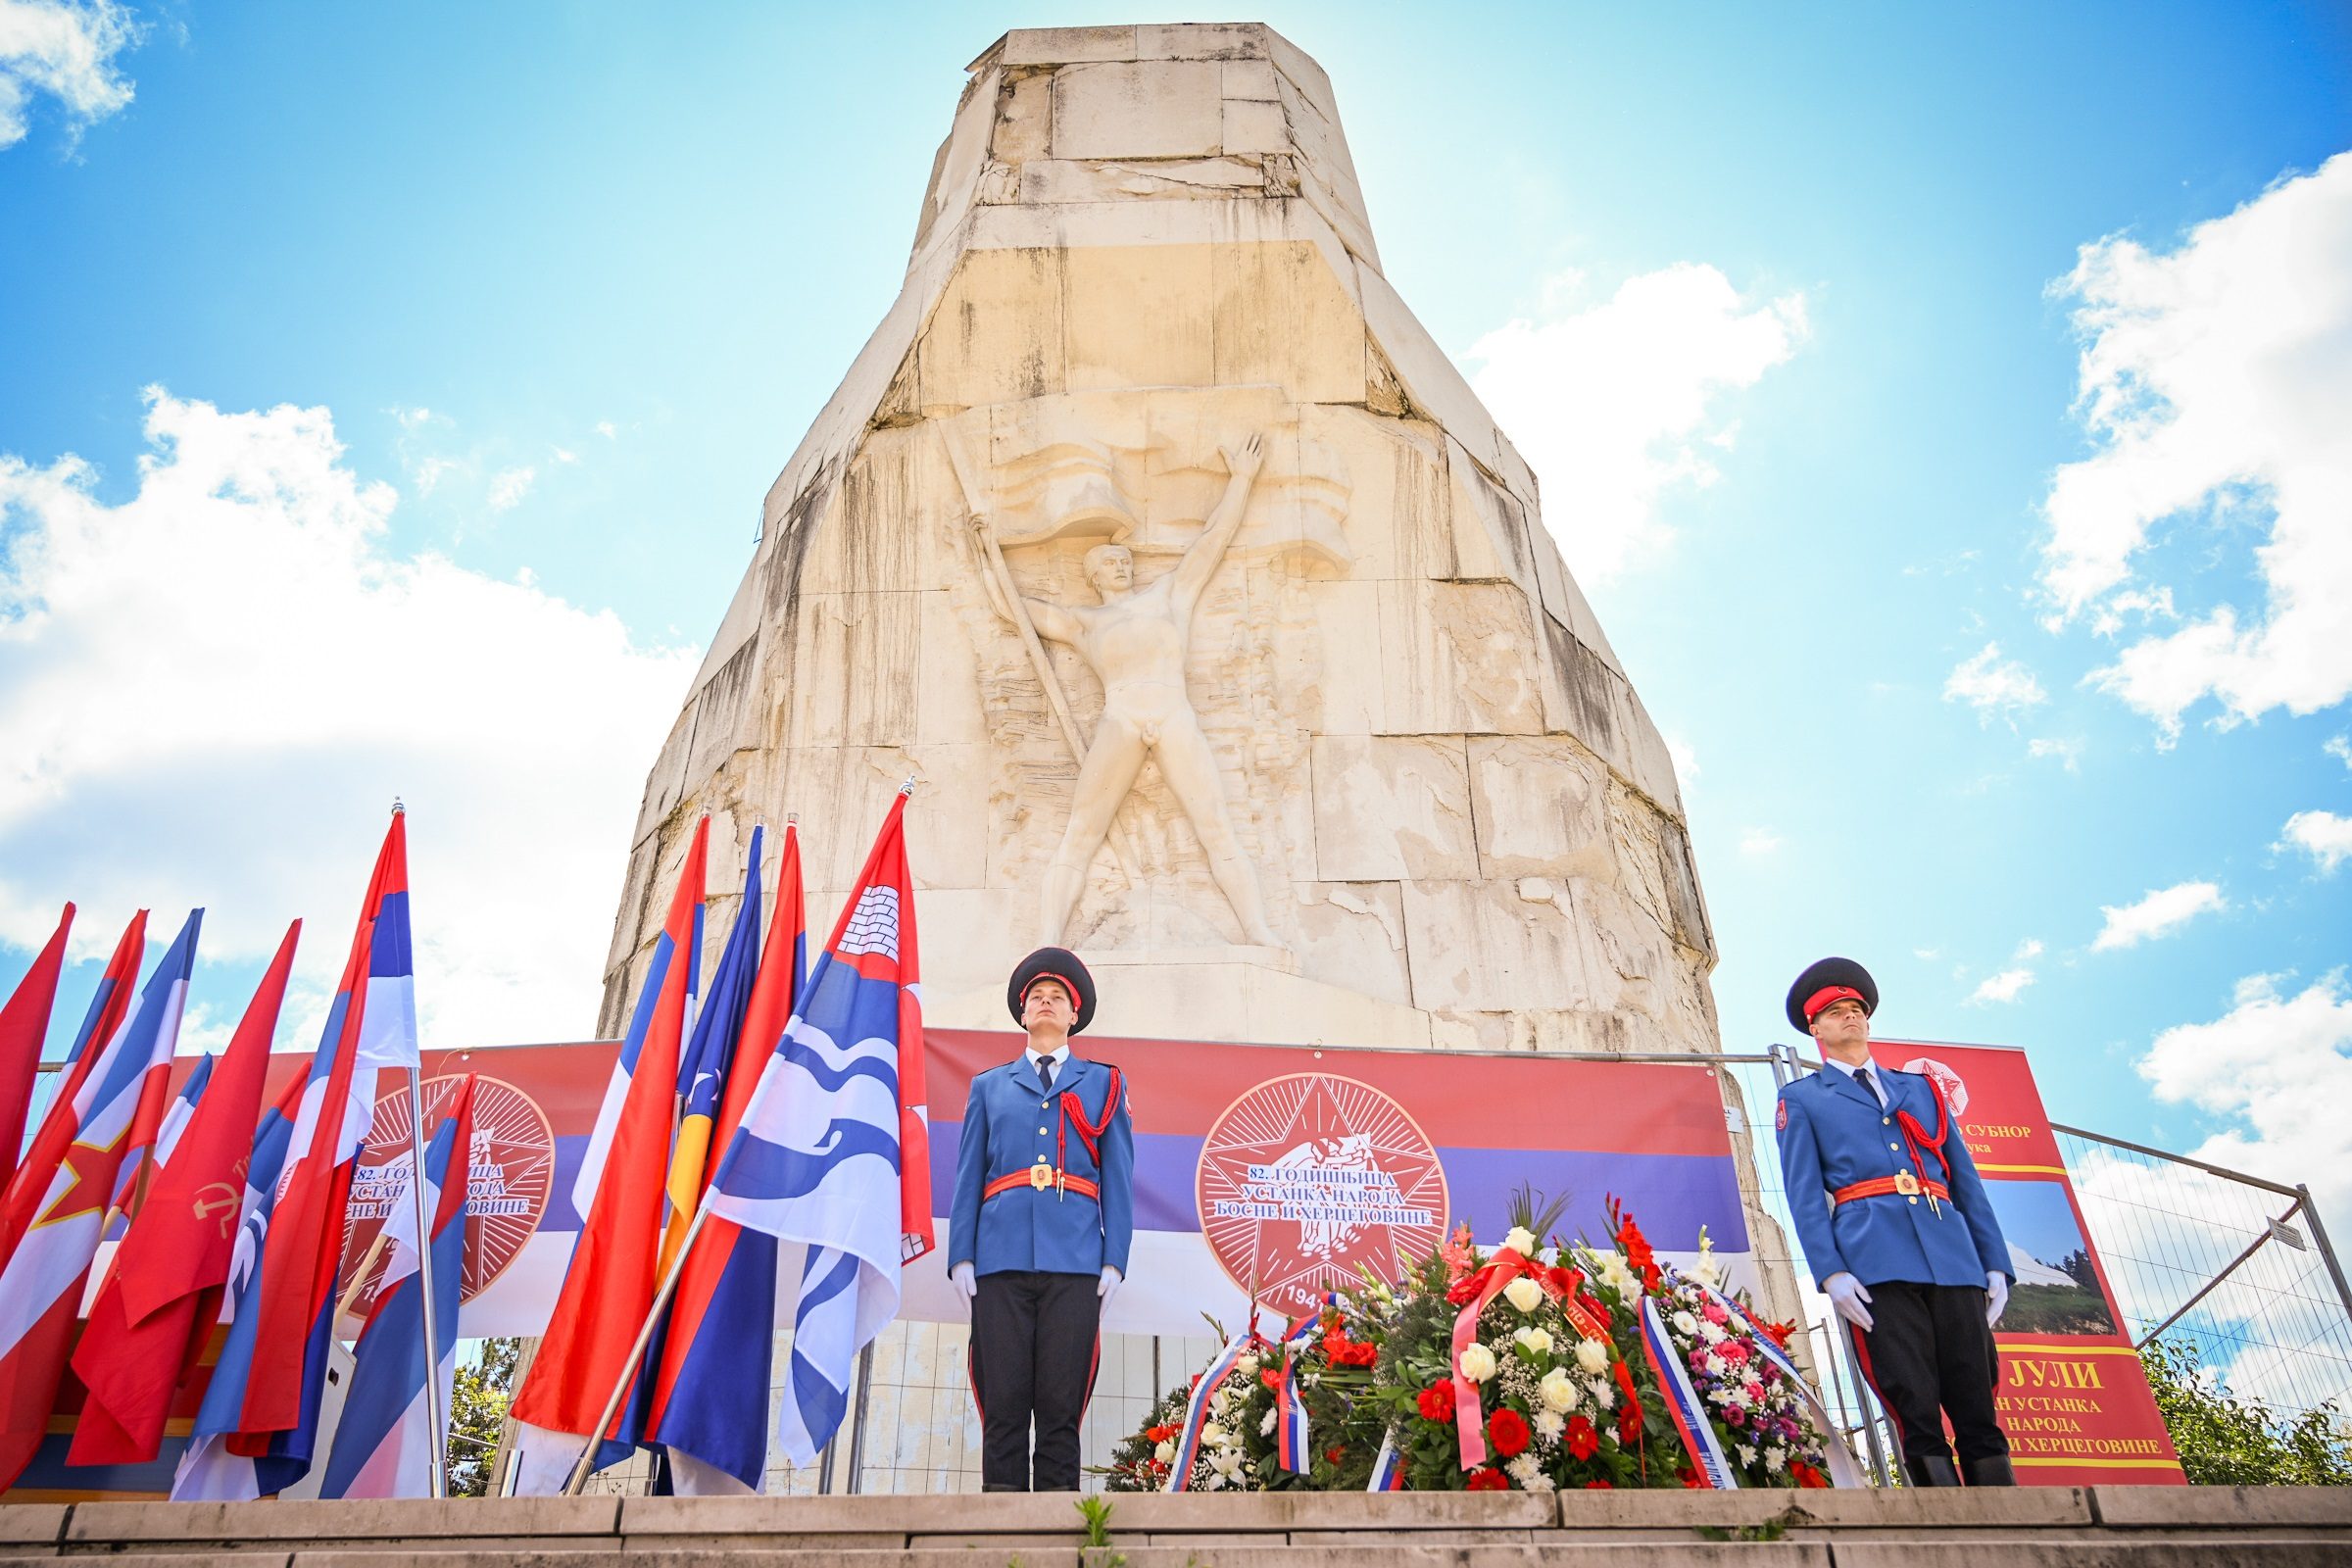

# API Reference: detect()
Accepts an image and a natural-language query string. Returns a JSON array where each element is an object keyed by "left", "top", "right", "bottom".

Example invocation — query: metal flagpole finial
[
  {"left": 786, "top": 811, "right": 800, "bottom": 826},
  {"left": 391, "top": 797, "right": 405, "bottom": 816},
  {"left": 899, "top": 776, "right": 917, "bottom": 797}
]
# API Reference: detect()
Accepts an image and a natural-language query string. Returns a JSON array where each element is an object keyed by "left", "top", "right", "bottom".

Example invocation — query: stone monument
[{"left": 601, "top": 23, "right": 1794, "bottom": 1333}]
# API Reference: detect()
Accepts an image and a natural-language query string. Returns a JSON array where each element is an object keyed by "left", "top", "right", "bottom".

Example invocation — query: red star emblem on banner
[{"left": 37, "top": 1133, "right": 126, "bottom": 1229}]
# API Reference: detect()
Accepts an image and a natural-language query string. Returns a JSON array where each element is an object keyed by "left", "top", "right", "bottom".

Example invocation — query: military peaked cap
[
  {"left": 1786, "top": 956, "right": 1879, "bottom": 1034},
  {"left": 1008, "top": 947, "right": 1097, "bottom": 1034}
]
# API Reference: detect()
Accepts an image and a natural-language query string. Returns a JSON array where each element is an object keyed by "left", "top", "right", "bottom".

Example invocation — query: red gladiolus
[
  {"left": 1146, "top": 1424, "right": 1177, "bottom": 1444},
  {"left": 1417, "top": 1384, "right": 1453, "bottom": 1422},
  {"left": 1261, "top": 1367, "right": 1283, "bottom": 1389},
  {"left": 1489, "top": 1407, "right": 1532, "bottom": 1458},
  {"left": 1466, "top": 1466, "right": 1510, "bottom": 1492},
  {"left": 1566, "top": 1414, "right": 1600, "bottom": 1460}
]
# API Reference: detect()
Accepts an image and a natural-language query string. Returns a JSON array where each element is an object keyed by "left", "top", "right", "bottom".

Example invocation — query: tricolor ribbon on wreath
[
  {"left": 1161, "top": 1332, "right": 1258, "bottom": 1492},
  {"left": 1365, "top": 1430, "right": 1406, "bottom": 1492},
  {"left": 1682, "top": 1272, "right": 1867, "bottom": 1488},
  {"left": 1272, "top": 1293, "right": 1336, "bottom": 1474},
  {"left": 1641, "top": 1295, "right": 1738, "bottom": 1489}
]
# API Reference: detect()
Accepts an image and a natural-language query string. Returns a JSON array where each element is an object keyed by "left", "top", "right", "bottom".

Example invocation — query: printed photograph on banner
[{"left": 1981, "top": 1178, "right": 2117, "bottom": 1338}]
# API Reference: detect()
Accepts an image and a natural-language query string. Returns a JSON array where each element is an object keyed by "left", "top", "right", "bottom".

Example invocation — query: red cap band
[
  {"left": 1803, "top": 985, "right": 1866, "bottom": 1023},
  {"left": 1023, "top": 972, "right": 1079, "bottom": 1008}
]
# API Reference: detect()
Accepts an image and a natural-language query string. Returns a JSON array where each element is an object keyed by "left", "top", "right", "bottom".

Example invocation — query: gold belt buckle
[
  {"left": 1893, "top": 1170, "right": 1921, "bottom": 1197},
  {"left": 1029, "top": 1160, "right": 1053, "bottom": 1192}
]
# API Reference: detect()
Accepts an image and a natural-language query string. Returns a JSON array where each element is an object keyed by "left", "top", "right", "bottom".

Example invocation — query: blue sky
[{"left": 3, "top": 4, "right": 2349, "bottom": 1219}]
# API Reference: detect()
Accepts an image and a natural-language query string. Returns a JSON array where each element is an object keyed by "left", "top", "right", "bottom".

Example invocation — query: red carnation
[
  {"left": 1417, "top": 1384, "right": 1453, "bottom": 1422},
  {"left": 1489, "top": 1407, "right": 1532, "bottom": 1458},
  {"left": 1326, "top": 1446, "right": 1346, "bottom": 1464},
  {"left": 1465, "top": 1466, "right": 1510, "bottom": 1492},
  {"left": 1566, "top": 1414, "right": 1600, "bottom": 1460},
  {"left": 1585, "top": 1479, "right": 1615, "bottom": 1490}
]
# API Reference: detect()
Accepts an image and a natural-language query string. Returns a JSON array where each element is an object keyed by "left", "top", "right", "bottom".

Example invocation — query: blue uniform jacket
[
  {"left": 1777, "top": 1063, "right": 2010, "bottom": 1293},
  {"left": 949, "top": 1055, "right": 1135, "bottom": 1278}
]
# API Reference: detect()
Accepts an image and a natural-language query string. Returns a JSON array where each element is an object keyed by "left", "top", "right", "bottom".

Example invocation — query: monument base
[{"left": 24, "top": 1486, "right": 2349, "bottom": 1563}]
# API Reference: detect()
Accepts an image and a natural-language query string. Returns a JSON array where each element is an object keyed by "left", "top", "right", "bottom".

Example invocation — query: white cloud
[
  {"left": 1969, "top": 968, "right": 2035, "bottom": 1005},
  {"left": 1942, "top": 642, "right": 2048, "bottom": 722},
  {"left": 594, "top": 420, "right": 618, "bottom": 441},
  {"left": 2041, "top": 153, "right": 2352, "bottom": 742},
  {"left": 1664, "top": 734, "right": 1699, "bottom": 803},
  {"left": 2015, "top": 938, "right": 2045, "bottom": 960},
  {"left": 2327, "top": 735, "right": 2351, "bottom": 771},
  {"left": 2027, "top": 736, "right": 2083, "bottom": 771},
  {"left": 486, "top": 465, "right": 536, "bottom": 513},
  {"left": 0, "top": 387, "right": 697, "bottom": 1044},
  {"left": 2280, "top": 809, "right": 2352, "bottom": 875},
  {"left": 0, "top": 0, "right": 138, "bottom": 151},
  {"left": 1463, "top": 263, "right": 1807, "bottom": 582},
  {"left": 2091, "top": 880, "right": 2227, "bottom": 951},
  {"left": 2137, "top": 972, "right": 2352, "bottom": 1216},
  {"left": 552, "top": 446, "right": 579, "bottom": 466},
  {"left": 411, "top": 455, "right": 458, "bottom": 496},
  {"left": 1738, "top": 827, "right": 1782, "bottom": 857}
]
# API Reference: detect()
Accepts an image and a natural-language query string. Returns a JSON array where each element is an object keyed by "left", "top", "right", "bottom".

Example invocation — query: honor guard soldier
[
  {"left": 1776, "top": 957, "right": 2017, "bottom": 1488},
  {"left": 949, "top": 948, "right": 1135, "bottom": 1492}
]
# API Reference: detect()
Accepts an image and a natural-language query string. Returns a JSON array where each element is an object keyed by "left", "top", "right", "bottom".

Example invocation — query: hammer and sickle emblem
[{"left": 193, "top": 1182, "right": 240, "bottom": 1239}]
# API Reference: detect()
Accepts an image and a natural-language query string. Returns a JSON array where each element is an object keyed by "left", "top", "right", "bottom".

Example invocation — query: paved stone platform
[{"left": 2, "top": 1487, "right": 2348, "bottom": 1566}]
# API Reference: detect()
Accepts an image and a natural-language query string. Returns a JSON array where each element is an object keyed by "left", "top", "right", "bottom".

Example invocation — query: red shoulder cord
[
  {"left": 1056, "top": 1066, "right": 1124, "bottom": 1177},
  {"left": 1895, "top": 1075, "right": 1953, "bottom": 1186}
]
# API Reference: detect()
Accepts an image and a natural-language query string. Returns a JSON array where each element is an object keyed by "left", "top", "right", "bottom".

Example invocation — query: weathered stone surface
[
  {"left": 69, "top": 1495, "right": 620, "bottom": 1544},
  {"left": 0, "top": 1503, "right": 65, "bottom": 1546},
  {"left": 1053, "top": 60, "right": 1224, "bottom": 160},
  {"left": 2092, "top": 1485, "right": 2352, "bottom": 1528},
  {"left": 1311, "top": 735, "right": 1475, "bottom": 882}
]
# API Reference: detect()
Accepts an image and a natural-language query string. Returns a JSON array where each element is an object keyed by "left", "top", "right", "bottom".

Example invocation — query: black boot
[
  {"left": 1965, "top": 1454, "right": 2017, "bottom": 1487},
  {"left": 1904, "top": 1453, "right": 1961, "bottom": 1487}
]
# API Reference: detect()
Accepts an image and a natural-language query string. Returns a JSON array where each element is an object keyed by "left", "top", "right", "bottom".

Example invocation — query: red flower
[
  {"left": 1260, "top": 1367, "right": 1284, "bottom": 1390},
  {"left": 1489, "top": 1407, "right": 1532, "bottom": 1458},
  {"left": 1145, "top": 1424, "right": 1177, "bottom": 1444},
  {"left": 1326, "top": 1446, "right": 1346, "bottom": 1464},
  {"left": 1616, "top": 1400, "right": 1642, "bottom": 1448},
  {"left": 1763, "top": 1318, "right": 1797, "bottom": 1350},
  {"left": 1417, "top": 1384, "right": 1454, "bottom": 1422},
  {"left": 1584, "top": 1479, "right": 1615, "bottom": 1490},
  {"left": 1796, "top": 1461, "right": 1831, "bottom": 1490},
  {"left": 1565, "top": 1414, "right": 1600, "bottom": 1461},
  {"left": 1677, "top": 1465, "right": 1702, "bottom": 1490},
  {"left": 1466, "top": 1466, "right": 1510, "bottom": 1492}
]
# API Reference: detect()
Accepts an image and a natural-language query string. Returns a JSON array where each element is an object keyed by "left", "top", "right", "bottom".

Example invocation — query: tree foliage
[
  {"left": 448, "top": 1337, "right": 521, "bottom": 1497},
  {"left": 2140, "top": 1337, "right": 2352, "bottom": 1487}
]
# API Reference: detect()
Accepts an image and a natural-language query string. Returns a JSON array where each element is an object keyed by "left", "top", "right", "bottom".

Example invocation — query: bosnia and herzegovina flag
[
  {"left": 0, "top": 909, "right": 201, "bottom": 1491},
  {"left": 593, "top": 825, "right": 765, "bottom": 1477},
  {"left": 507, "top": 815, "right": 708, "bottom": 1493},
  {"left": 318, "top": 1075, "right": 476, "bottom": 1498},
  {"left": 706, "top": 792, "right": 932, "bottom": 1468},
  {"left": 648, "top": 822, "right": 807, "bottom": 1494}
]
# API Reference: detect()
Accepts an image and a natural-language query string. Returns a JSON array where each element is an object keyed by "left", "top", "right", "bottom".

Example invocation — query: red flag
[
  {"left": 0, "top": 909, "right": 144, "bottom": 1262},
  {"left": 510, "top": 815, "right": 709, "bottom": 1453},
  {"left": 0, "top": 905, "right": 73, "bottom": 1189},
  {"left": 67, "top": 922, "right": 300, "bottom": 1466}
]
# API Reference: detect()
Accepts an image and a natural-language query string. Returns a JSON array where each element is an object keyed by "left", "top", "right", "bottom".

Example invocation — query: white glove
[
  {"left": 1098, "top": 1265, "right": 1122, "bottom": 1300},
  {"left": 1825, "top": 1272, "right": 1875, "bottom": 1333},
  {"left": 1985, "top": 1272, "right": 2009, "bottom": 1328},
  {"left": 951, "top": 1261, "right": 977, "bottom": 1304}
]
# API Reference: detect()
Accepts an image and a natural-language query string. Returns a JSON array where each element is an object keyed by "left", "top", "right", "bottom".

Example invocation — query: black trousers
[
  {"left": 1852, "top": 1280, "right": 2008, "bottom": 1466},
  {"left": 969, "top": 1270, "right": 1102, "bottom": 1491}
]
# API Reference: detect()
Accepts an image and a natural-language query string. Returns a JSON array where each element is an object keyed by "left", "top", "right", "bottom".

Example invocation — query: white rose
[
  {"left": 1234, "top": 1354, "right": 1259, "bottom": 1377},
  {"left": 1671, "top": 1310, "right": 1698, "bottom": 1336},
  {"left": 1574, "top": 1337, "right": 1611, "bottom": 1376},
  {"left": 1535, "top": 1408, "right": 1566, "bottom": 1441},
  {"left": 1514, "top": 1326, "right": 1554, "bottom": 1356},
  {"left": 1539, "top": 1367, "right": 1580, "bottom": 1412},
  {"left": 1504, "top": 1276, "right": 1545, "bottom": 1314},
  {"left": 1503, "top": 1226, "right": 1539, "bottom": 1256},
  {"left": 1200, "top": 1422, "right": 1227, "bottom": 1446},
  {"left": 1459, "top": 1344, "right": 1499, "bottom": 1383},
  {"left": 1154, "top": 1440, "right": 1175, "bottom": 1464}
]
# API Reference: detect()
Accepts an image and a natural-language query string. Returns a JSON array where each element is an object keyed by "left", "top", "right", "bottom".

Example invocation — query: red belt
[
  {"left": 984, "top": 1166, "right": 1100, "bottom": 1201},
  {"left": 1834, "top": 1172, "right": 1949, "bottom": 1206}
]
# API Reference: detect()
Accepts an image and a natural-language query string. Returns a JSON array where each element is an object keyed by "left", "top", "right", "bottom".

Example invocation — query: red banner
[{"left": 1870, "top": 1039, "right": 2184, "bottom": 1486}]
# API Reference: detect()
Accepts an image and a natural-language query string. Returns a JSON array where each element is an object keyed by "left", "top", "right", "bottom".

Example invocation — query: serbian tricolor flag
[
  {"left": 320, "top": 1075, "right": 475, "bottom": 1498},
  {"left": 67, "top": 923, "right": 300, "bottom": 1467},
  {"left": 508, "top": 815, "right": 709, "bottom": 1493},
  {"left": 648, "top": 822, "right": 806, "bottom": 1494},
  {"left": 174, "top": 1072, "right": 309, "bottom": 1499},
  {"left": 0, "top": 909, "right": 145, "bottom": 1264},
  {"left": 353, "top": 808, "right": 419, "bottom": 1073},
  {"left": 590, "top": 826, "right": 765, "bottom": 1480},
  {"left": 707, "top": 791, "right": 932, "bottom": 1465},
  {"left": 0, "top": 904, "right": 72, "bottom": 1190},
  {"left": 0, "top": 909, "right": 200, "bottom": 1489}
]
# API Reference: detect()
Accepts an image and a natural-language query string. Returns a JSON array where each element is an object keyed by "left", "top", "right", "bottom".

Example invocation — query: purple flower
[{"left": 1725, "top": 1405, "right": 1745, "bottom": 1427}]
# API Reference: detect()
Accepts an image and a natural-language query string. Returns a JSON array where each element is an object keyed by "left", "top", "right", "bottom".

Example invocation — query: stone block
[
  {"left": 2092, "top": 1484, "right": 2352, "bottom": 1528},
  {"left": 998, "top": 25, "right": 1137, "bottom": 67},
  {"left": 917, "top": 247, "right": 1066, "bottom": 410},
  {"left": 1358, "top": 261, "right": 1504, "bottom": 473},
  {"left": 1376, "top": 579, "right": 1545, "bottom": 737},
  {"left": 68, "top": 1495, "right": 620, "bottom": 1544},
  {"left": 1297, "top": 405, "right": 1446, "bottom": 581},
  {"left": 1829, "top": 1549, "right": 2332, "bottom": 1568},
  {"left": 1052, "top": 61, "right": 1223, "bottom": 161},
  {"left": 990, "top": 68, "right": 1053, "bottom": 164},
  {"left": 1310, "top": 735, "right": 1475, "bottom": 881},
  {"left": 1288, "top": 880, "right": 1413, "bottom": 1006},
  {"left": 1400, "top": 877, "right": 1596, "bottom": 1013},
  {"left": 1445, "top": 436, "right": 1535, "bottom": 589},
  {"left": 1223, "top": 59, "right": 1281, "bottom": 100},
  {"left": 1139, "top": 23, "right": 1271, "bottom": 61},
  {"left": 1468, "top": 734, "right": 1614, "bottom": 882},
  {"left": 915, "top": 589, "right": 987, "bottom": 747},
  {"left": 0, "top": 1504, "right": 65, "bottom": 1546},
  {"left": 1108, "top": 1490, "right": 1558, "bottom": 1531},
  {"left": 1063, "top": 243, "right": 1215, "bottom": 390},
  {"left": 781, "top": 592, "right": 920, "bottom": 750},
  {"left": 1018, "top": 158, "right": 1267, "bottom": 206},
  {"left": 1528, "top": 527, "right": 1623, "bottom": 678},
  {"left": 1211, "top": 239, "right": 1365, "bottom": 405},
  {"left": 1223, "top": 97, "right": 1290, "bottom": 155},
  {"left": 1296, "top": 577, "right": 1384, "bottom": 735}
]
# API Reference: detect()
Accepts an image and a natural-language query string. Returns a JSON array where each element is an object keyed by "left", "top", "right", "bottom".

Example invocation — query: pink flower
[
  {"left": 1743, "top": 1381, "right": 1767, "bottom": 1404},
  {"left": 1702, "top": 1301, "right": 1731, "bottom": 1326}
]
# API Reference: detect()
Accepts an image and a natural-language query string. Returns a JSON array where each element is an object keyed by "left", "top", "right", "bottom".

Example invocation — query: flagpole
[
  {"left": 559, "top": 1199, "right": 714, "bottom": 1497},
  {"left": 393, "top": 799, "right": 447, "bottom": 1500}
]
